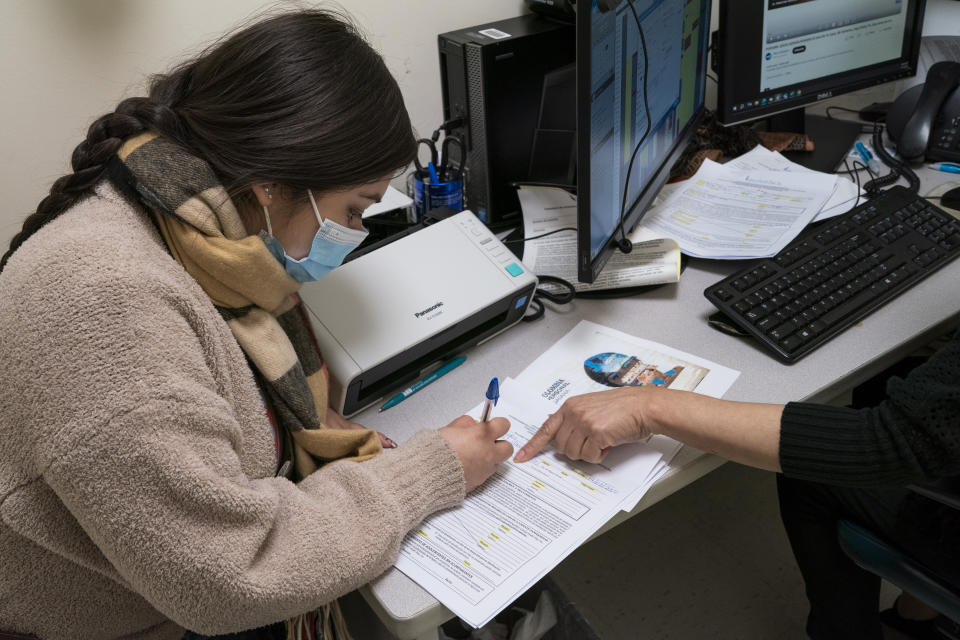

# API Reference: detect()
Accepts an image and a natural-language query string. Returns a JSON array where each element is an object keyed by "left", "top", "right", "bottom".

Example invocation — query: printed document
[
  {"left": 639, "top": 158, "right": 836, "bottom": 259},
  {"left": 394, "top": 388, "right": 660, "bottom": 628},
  {"left": 726, "top": 145, "right": 863, "bottom": 222},
  {"left": 394, "top": 321, "right": 740, "bottom": 627},
  {"left": 513, "top": 320, "right": 740, "bottom": 512},
  {"left": 516, "top": 186, "right": 680, "bottom": 291}
]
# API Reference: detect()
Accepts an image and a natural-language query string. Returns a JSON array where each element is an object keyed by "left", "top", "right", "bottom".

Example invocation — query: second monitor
[
  {"left": 716, "top": 0, "right": 926, "bottom": 171},
  {"left": 577, "top": 0, "right": 712, "bottom": 283}
]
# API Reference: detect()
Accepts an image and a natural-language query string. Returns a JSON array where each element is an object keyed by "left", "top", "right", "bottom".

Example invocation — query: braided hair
[{"left": 0, "top": 9, "right": 417, "bottom": 272}]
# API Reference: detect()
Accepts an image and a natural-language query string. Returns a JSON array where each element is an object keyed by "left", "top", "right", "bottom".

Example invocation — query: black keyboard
[{"left": 704, "top": 186, "right": 960, "bottom": 362}]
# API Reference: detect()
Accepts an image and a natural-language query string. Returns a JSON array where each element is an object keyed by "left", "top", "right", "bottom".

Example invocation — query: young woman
[
  {"left": 515, "top": 329, "right": 960, "bottom": 640},
  {"left": 0, "top": 10, "right": 511, "bottom": 640}
]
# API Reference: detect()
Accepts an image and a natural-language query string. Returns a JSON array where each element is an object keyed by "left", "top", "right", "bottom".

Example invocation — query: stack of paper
[
  {"left": 393, "top": 321, "right": 740, "bottom": 628},
  {"left": 724, "top": 145, "right": 865, "bottom": 222},
  {"left": 638, "top": 146, "right": 863, "bottom": 259},
  {"left": 516, "top": 185, "right": 682, "bottom": 292}
]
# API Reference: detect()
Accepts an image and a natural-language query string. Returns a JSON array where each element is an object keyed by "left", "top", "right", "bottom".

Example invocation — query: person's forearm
[{"left": 645, "top": 389, "right": 784, "bottom": 472}]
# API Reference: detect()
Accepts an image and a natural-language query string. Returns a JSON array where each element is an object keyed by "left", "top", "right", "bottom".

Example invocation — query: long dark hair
[{"left": 0, "top": 9, "right": 417, "bottom": 272}]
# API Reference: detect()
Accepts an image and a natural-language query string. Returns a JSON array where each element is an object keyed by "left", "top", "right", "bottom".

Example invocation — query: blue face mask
[{"left": 263, "top": 189, "right": 369, "bottom": 283}]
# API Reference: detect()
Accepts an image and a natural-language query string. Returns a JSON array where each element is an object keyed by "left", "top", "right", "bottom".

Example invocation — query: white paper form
[
  {"left": 639, "top": 158, "right": 836, "bottom": 259},
  {"left": 512, "top": 320, "right": 740, "bottom": 511},
  {"left": 727, "top": 145, "right": 863, "bottom": 222},
  {"left": 516, "top": 186, "right": 681, "bottom": 291},
  {"left": 394, "top": 385, "right": 662, "bottom": 628}
]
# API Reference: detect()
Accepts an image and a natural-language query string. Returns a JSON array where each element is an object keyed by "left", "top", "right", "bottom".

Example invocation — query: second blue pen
[{"left": 379, "top": 356, "right": 467, "bottom": 412}]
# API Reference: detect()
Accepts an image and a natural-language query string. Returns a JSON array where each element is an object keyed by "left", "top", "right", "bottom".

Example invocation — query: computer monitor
[
  {"left": 577, "top": 0, "right": 712, "bottom": 283},
  {"left": 717, "top": 0, "right": 926, "bottom": 172}
]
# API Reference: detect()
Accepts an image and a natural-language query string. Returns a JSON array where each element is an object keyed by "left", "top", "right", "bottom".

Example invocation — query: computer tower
[{"left": 438, "top": 14, "right": 575, "bottom": 228}]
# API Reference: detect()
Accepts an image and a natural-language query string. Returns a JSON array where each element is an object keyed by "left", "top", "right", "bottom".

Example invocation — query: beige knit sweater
[{"left": 0, "top": 183, "right": 465, "bottom": 639}]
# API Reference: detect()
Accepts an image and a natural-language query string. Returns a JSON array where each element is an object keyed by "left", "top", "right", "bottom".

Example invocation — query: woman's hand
[
  {"left": 515, "top": 387, "right": 785, "bottom": 473},
  {"left": 438, "top": 415, "right": 513, "bottom": 492},
  {"left": 326, "top": 408, "right": 397, "bottom": 449},
  {"left": 514, "top": 387, "right": 656, "bottom": 464}
]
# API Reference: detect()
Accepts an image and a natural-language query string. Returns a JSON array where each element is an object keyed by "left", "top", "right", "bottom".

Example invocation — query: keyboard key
[
  {"left": 756, "top": 316, "right": 775, "bottom": 331},
  {"left": 713, "top": 288, "right": 734, "bottom": 302},
  {"left": 807, "top": 320, "right": 827, "bottom": 335},
  {"left": 777, "top": 320, "right": 798, "bottom": 335},
  {"left": 780, "top": 335, "right": 804, "bottom": 353},
  {"left": 767, "top": 326, "right": 790, "bottom": 341}
]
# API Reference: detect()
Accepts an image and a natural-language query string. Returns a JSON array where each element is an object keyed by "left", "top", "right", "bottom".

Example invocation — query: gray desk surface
[{"left": 352, "top": 160, "right": 960, "bottom": 640}]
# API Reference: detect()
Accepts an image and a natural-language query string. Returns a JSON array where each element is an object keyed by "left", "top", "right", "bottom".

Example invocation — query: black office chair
[{"left": 837, "top": 482, "right": 960, "bottom": 633}]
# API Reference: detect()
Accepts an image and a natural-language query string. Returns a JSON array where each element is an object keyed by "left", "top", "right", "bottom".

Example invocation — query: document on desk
[
  {"left": 639, "top": 158, "right": 836, "bottom": 259},
  {"left": 393, "top": 323, "right": 740, "bottom": 628},
  {"left": 511, "top": 320, "right": 740, "bottom": 512},
  {"left": 393, "top": 382, "right": 664, "bottom": 628},
  {"left": 726, "top": 145, "right": 863, "bottom": 222},
  {"left": 516, "top": 185, "right": 681, "bottom": 291}
]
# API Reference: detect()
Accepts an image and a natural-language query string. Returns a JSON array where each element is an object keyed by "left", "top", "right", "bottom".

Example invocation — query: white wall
[{"left": 0, "top": 0, "right": 527, "bottom": 248}]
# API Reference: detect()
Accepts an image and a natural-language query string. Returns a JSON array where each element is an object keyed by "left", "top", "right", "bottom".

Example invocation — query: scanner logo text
[{"left": 415, "top": 302, "right": 444, "bottom": 318}]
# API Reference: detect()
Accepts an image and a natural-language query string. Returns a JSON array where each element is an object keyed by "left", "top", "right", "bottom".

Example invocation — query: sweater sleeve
[
  {"left": 780, "top": 330, "right": 960, "bottom": 487},
  {"left": 43, "top": 402, "right": 463, "bottom": 635}
]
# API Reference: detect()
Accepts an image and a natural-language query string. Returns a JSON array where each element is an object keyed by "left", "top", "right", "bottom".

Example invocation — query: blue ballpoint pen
[
  {"left": 928, "top": 162, "right": 960, "bottom": 175},
  {"left": 854, "top": 141, "right": 881, "bottom": 174},
  {"left": 480, "top": 377, "right": 499, "bottom": 422},
  {"left": 379, "top": 356, "right": 467, "bottom": 412},
  {"left": 427, "top": 160, "right": 440, "bottom": 184}
]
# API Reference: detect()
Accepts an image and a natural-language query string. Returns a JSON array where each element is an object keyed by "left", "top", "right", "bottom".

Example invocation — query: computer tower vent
[{"left": 465, "top": 44, "right": 489, "bottom": 220}]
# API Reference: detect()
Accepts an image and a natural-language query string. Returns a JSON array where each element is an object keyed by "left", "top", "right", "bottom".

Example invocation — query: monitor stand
[{"left": 763, "top": 109, "right": 862, "bottom": 173}]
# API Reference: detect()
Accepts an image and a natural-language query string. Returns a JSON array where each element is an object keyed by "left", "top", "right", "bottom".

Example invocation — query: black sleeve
[{"left": 779, "top": 329, "right": 960, "bottom": 487}]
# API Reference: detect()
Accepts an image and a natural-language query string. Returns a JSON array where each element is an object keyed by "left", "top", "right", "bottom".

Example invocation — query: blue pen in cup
[{"left": 480, "top": 377, "right": 499, "bottom": 422}]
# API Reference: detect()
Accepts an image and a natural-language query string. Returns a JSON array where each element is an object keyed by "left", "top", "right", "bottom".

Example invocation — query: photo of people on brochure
[
  {"left": 526, "top": 323, "right": 716, "bottom": 407},
  {"left": 584, "top": 352, "right": 706, "bottom": 390}
]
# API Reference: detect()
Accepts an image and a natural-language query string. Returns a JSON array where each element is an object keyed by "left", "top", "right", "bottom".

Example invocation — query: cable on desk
[
  {"left": 863, "top": 124, "right": 920, "bottom": 195},
  {"left": 502, "top": 227, "right": 577, "bottom": 246},
  {"left": 843, "top": 158, "right": 865, "bottom": 212},
  {"left": 825, "top": 105, "right": 865, "bottom": 120},
  {"left": 824, "top": 106, "right": 878, "bottom": 134},
  {"left": 522, "top": 275, "right": 576, "bottom": 322},
  {"left": 837, "top": 163, "right": 873, "bottom": 179}
]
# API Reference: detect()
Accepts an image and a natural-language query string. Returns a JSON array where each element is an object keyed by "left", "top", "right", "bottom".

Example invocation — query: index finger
[{"left": 513, "top": 410, "right": 564, "bottom": 462}]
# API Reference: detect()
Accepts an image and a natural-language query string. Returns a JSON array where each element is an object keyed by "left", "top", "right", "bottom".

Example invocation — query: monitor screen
[
  {"left": 577, "top": 0, "right": 712, "bottom": 283},
  {"left": 718, "top": 0, "right": 925, "bottom": 125}
]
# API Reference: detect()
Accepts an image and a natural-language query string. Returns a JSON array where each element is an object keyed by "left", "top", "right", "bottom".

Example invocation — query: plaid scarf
[{"left": 110, "top": 131, "right": 380, "bottom": 640}]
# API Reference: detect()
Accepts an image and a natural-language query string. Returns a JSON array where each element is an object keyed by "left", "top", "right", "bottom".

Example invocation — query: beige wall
[{"left": 0, "top": 0, "right": 528, "bottom": 247}]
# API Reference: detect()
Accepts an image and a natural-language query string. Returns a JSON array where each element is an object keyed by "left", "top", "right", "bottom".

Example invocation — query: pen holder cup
[{"left": 411, "top": 173, "right": 463, "bottom": 221}]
